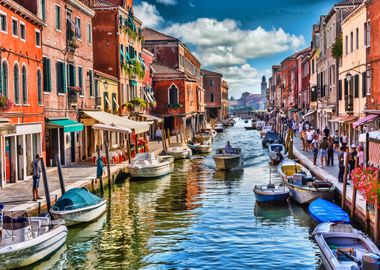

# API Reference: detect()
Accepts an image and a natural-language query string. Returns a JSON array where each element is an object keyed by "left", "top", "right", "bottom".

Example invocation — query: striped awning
[{"left": 353, "top": 114, "right": 379, "bottom": 129}]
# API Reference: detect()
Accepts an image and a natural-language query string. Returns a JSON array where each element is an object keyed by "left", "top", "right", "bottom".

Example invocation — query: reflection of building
[{"left": 0, "top": 0, "right": 44, "bottom": 187}]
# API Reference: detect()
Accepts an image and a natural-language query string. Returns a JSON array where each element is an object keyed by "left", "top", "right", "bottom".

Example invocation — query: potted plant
[{"left": 0, "top": 95, "right": 13, "bottom": 113}]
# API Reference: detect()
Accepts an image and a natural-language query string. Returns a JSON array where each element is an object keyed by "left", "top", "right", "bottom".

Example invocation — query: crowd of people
[{"left": 290, "top": 119, "right": 365, "bottom": 183}]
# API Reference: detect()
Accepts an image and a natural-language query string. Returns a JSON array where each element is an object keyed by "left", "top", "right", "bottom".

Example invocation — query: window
[
  {"left": 365, "top": 21, "right": 370, "bottom": 47},
  {"left": 37, "top": 70, "right": 42, "bottom": 105},
  {"left": 356, "top": 28, "right": 359, "bottom": 50},
  {"left": 55, "top": 5, "right": 61, "bottom": 30},
  {"left": 39, "top": 0, "right": 46, "bottom": 21},
  {"left": 89, "top": 70, "right": 93, "bottom": 96},
  {"left": 86, "top": 23, "right": 92, "bottom": 44},
  {"left": 350, "top": 31, "right": 353, "bottom": 53},
  {"left": 0, "top": 13, "right": 6, "bottom": 33},
  {"left": 95, "top": 79, "right": 99, "bottom": 97},
  {"left": 362, "top": 72, "right": 367, "bottom": 98},
  {"left": 67, "top": 64, "right": 76, "bottom": 88},
  {"left": 35, "top": 30, "right": 41, "bottom": 47},
  {"left": 210, "top": 79, "right": 214, "bottom": 87},
  {"left": 120, "top": 45, "right": 124, "bottom": 63},
  {"left": 12, "top": 18, "right": 18, "bottom": 37},
  {"left": 169, "top": 84, "right": 178, "bottom": 105},
  {"left": 0, "top": 61, "right": 8, "bottom": 96},
  {"left": 56, "top": 61, "right": 66, "bottom": 93},
  {"left": 14, "top": 64, "right": 20, "bottom": 104},
  {"left": 75, "top": 17, "right": 81, "bottom": 39},
  {"left": 104, "top": 91, "right": 109, "bottom": 111},
  {"left": 210, "top": 93, "right": 214, "bottom": 102},
  {"left": 78, "top": 66, "right": 83, "bottom": 95},
  {"left": 345, "top": 35, "right": 348, "bottom": 55},
  {"left": 43, "top": 57, "right": 51, "bottom": 92},
  {"left": 20, "top": 22, "right": 26, "bottom": 41},
  {"left": 22, "top": 65, "right": 28, "bottom": 103},
  {"left": 354, "top": 74, "right": 359, "bottom": 98},
  {"left": 338, "top": 79, "right": 342, "bottom": 100}
]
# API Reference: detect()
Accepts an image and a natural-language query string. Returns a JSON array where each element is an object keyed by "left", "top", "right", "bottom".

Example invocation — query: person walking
[
  {"left": 155, "top": 127, "right": 162, "bottom": 143},
  {"left": 327, "top": 136, "right": 334, "bottom": 166},
  {"left": 32, "top": 154, "right": 42, "bottom": 201},
  {"left": 340, "top": 131, "right": 348, "bottom": 149},
  {"left": 319, "top": 136, "right": 329, "bottom": 167},
  {"left": 357, "top": 145, "right": 365, "bottom": 167},
  {"left": 333, "top": 130, "right": 340, "bottom": 152},
  {"left": 306, "top": 128, "right": 314, "bottom": 152},
  {"left": 349, "top": 144, "right": 357, "bottom": 178},
  {"left": 338, "top": 147, "right": 345, "bottom": 183},
  {"left": 312, "top": 135, "right": 319, "bottom": 166},
  {"left": 323, "top": 126, "right": 330, "bottom": 138}
]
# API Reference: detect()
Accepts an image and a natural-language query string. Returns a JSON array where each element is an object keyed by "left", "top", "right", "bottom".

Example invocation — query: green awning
[
  {"left": 130, "top": 80, "right": 138, "bottom": 86},
  {"left": 48, "top": 119, "right": 84, "bottom": 133}
]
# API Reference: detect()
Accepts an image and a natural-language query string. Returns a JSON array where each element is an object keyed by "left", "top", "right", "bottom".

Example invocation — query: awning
[
  {"left": 84, "top": 111, "right": 150, "bottom": 134},
  {"left": 329, "top": 116, "right": 343, "bottom": 122},
  {"left": 303, "top": 110, "right": 316, "bottom": 119},
  {"left": 47, "top": 119, "right": 84, "bottom": 132},
  {"left": 92, "top": 123, "right": 131, "bottom": 134},
  {"left": 0, "top": 122, "right": 15, "bottom": 135},
  {"left": 353, "top": 114, "right": 379, "bottom": 129},
  {"left": 143, "top": 89, "right": 154, "bottom": 103},
  {"left": 130, "top": 80, "right": 138, "bottom": 86},
  {"left": 137, "top": 113, "right": 163, "bottom": 123},
  {"left": 338, "top": 115, "right": 358, "bottom": 124}
]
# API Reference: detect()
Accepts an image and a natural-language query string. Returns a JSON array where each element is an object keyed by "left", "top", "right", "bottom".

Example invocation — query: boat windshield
[{"left": 2, "top": 211, "right": 30, "bottom": 230}]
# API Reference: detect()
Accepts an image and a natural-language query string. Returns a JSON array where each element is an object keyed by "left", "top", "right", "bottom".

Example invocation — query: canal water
[{"left": 28, "top": 120, "right": 323, "bottom": 270}]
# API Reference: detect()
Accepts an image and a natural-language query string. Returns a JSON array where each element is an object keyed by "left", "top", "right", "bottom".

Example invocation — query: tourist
[
  {"left": 304, "top": 121, "right": 310, "bottom": 131},
  {"left": 319, "top": 137, "right": 328, "bottom": 167},
  {"left": 224, "top": 141, "right": 234, "bottom": 154},
  {"left": 323, "top": 126, "right": 330, "bottom": 138},
  {"left": 312, "top": 135, "right": 319, "bottom": 166},
  {"left": 327, "top": 136, "right": 334, "bottom": 166},
  {"left": 32, "top": 154, "right": 42, "bottom": 201},
  {"left": 155, "top": 127, "right": 162, "bottom": 143},
  {"left": 338, "top": 147, "right": 345, "bottom": 183},
  {"left": 292, "top": 119, "right": 297, "bottom": 135},
  {"left": 306, "top": 128, "right": 314, "bottom": 151},
  {"left": 301, "top": 128, "right": 307, "bottom": 151},
  {"left": 357, "top": 145, "right": 365, "bottom": 167},
  {"left": 333, "top": 130, "right": 340, "bottom": 151},
  {"left": 349, "top": 144, "right": 357, "bottom": 177},
  {"left": 298, "top": 121, "right": 303, "bottom": 135},
  {"left": 340, "top": 131, "right": 348, "bottom": 149}
]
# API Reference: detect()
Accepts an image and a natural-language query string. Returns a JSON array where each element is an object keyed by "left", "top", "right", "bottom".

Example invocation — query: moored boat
[
  {"left": 127, "top": 152, "right": 174, "bottom": 178},
  {"left": 313, "top": 222, "right": 380, "bottom": 270},
  {"left": 50, "top": 188, "right": 107, "bottom": 226},
  {"left": 268, "top": 143, "right": 286, "bottom": 165},
  {"left": 260, "top": 125, "right": 272, "bottom": 138},
  {"left": 214, "top": 123, "right": 225, "bottom": 133},
  {"left": 0, "top": 211, "right": 68, "bottom": 269},
  {"left": 277, "top": 159, "right": 312, "bottom": 180},
  {"left": 213, "top": 148, "right": 243, "bottom": 170},
  {"left": 309, "top": 198, "right": 350, "bottom": 224},
  {"left": 262, "top": 131, "right": 283, "bottom": 148},
  {"left": 188, "top": 141, "right": 213, "bottom": 154},
  {"left": 165, "top": 143, "right": 192, "bottom": 159},
  {"left": 253, "top": 184, "right": 289, "bottom": 203}
]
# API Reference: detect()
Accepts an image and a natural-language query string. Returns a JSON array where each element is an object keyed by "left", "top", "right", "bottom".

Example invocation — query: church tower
[{"left": 261, "top": 76, "right": 267, "bottom": 99}]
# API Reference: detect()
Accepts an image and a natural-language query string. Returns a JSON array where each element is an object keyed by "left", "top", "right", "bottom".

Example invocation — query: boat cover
[
  {"left": 309, "top": 198, "right": 350, "bottom": 224},
  {"left": 54, "top": 188, "right": 102, "bottom": 211}
]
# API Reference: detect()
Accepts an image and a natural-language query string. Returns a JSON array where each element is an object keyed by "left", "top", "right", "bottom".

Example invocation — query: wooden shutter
[
  {"left": 56, "top": 61, "right": 61, "bottom": 93},
  {"left": 62, "top": 62, "right": 67, "bottom": 93},
  {"left": 338, "top": 79, "right": 342, "bottom": 100},
  {"left": 362, "top": 72, "right": 367, "bottom": 97},
  {"left": 354, "top": 74, "right": 359, "bottom": 98}
]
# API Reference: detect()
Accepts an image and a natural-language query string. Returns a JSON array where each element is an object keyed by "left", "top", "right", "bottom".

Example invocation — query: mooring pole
[
  {"left": 105, "top": 131, "right": 112, "bottom": 191},
  {"left": 341, "top": 150, "right": 349, "bottom": 209},
  {"left": 97, "top": 146, "right": 104, "bottom": 195},
  {"left": 40, "top": 157, "right": 51, "bottom": 212},
  {"left": 55, "top": 154, "right": 65, "bottom": 195}
]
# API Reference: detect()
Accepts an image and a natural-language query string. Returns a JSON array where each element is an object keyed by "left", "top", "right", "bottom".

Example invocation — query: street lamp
[
  {"left": 103, "top": 80, "right": 109, "bottom": 91},
  {"left": 346, "top": 71, "right": 352, "bottom": 82}
]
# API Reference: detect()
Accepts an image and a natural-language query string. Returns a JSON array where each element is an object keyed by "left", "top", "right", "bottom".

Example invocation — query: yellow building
[
  {"left": 94, "top": 70, "right": 120, "bottom": 114},
  {"left": 338, "top": 2, "right": 367, "bottom": 143}
]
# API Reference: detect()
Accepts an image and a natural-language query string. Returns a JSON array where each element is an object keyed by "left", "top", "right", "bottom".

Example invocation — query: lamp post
[{"left": 103, "top": 80, "right": 109, "bottom": 91}]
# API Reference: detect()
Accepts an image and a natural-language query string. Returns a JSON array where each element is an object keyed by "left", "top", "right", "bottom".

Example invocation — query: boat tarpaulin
[
  {"left": 53, "top": 188, "right": 102, "bottom": 211},
  {"left": 352, "top": 114, "right": 379, "bottom": 129},
  {"left": 47, "top": 118, "right": 84, "bottom": 133},
  {"left": 309, "top": 198, "right": 350, "bottom": 224}
]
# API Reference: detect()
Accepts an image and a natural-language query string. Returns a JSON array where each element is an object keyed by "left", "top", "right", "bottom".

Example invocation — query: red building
[
  {"left": 202, "top": 69, "right": 228, "bottom": 120},
  {"left": 298, "top": 48, "right": 311, "bottom": 110},
  {"left": 280, "top": 56, "right": 297, "bottom": 110},
  {"left": 0, "top": 0, "right": 44, "bottom": 187},
  {"left": 142, "top": 28, "right": 205, "bottom": 133}
]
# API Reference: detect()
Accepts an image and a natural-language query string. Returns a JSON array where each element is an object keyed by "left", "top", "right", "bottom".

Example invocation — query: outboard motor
[{"left": 362, "top": 253, "right": 380, "bottom": 270}]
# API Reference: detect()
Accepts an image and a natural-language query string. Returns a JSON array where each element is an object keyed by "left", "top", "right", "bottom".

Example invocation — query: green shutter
[
  {"left": 62, "top": 62, "right": 67, "bottom": 93},
  {"left": 0, "top": 61, "right": 2, "bottom": 95},
  {"left": 47, "top": 59, "right": 52, "bottom": 92},
  {"left": 56, "top": 61, "right": 61, "bottom": 93},
  {"left": 362, "top": 72, "right": 367, "bottom": 97},
  {"left": 338, "top": 80, "right": 342, "bottom": 100},
  {"left": 344, "top": 79, "right": 348, "bottom": 96},
  {"left": 73, "top": 65, "right": 76, "bottom": 87},
  {"left": 89, "top": 70, "right": 93, "bottom": 96},
  {"left": 354, "top": 74, "right": 359, "bottom": 98}
]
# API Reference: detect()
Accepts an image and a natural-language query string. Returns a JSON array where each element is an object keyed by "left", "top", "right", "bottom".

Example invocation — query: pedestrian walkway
[
  {"left": 292, "top": 135, "right": 367, "bottom": 220},
  {"left": 0, "top": 140, "right": 166, "bottom": 212}
]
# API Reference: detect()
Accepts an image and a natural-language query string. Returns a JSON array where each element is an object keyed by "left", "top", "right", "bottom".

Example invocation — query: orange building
[{"left": 0, "top": 0, "right": 44, "bottom": 187}]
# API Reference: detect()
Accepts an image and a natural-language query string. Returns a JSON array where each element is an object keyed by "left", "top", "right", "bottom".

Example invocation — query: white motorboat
[
  {"left": 260, "top": 125, "right": 272, "bottom": 138},
  {"left": 127, "top": 152, "right": 174, "bottom": 178},
  {"left": 0, "top": 211, "right": 68, "bottom": 269},
  {"left": 313, "top": 222, "right": 380, "bottom": 270},
  {"left": 201, "top": 128, "right": 217, "bottom": 140},
  {"left": 213, "top": 148, "right": 243, "bottom": 170},
  {"left": 278, "top": 160, "right": 335, "bottom": 204},
  {"left": 50, "top": 188, "right": 107, "bottom": 227},
  {"left": 165, "top": 143, "right": 192, "bottom": 159},
  {"left": 214, "top": 123, "right": 225, "bottom": 133},
  {"left": 188, "top": 141, "right": 213, "bottom": 154},
  {"left": 256, "top": 121, "right": 265, "bottom": 131},
  {"left": 268, "top": 144, "right": 286, "bottom": 165}
]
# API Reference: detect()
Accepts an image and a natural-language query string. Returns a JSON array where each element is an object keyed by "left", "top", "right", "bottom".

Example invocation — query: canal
[{"left": 28, "top": 120, "right": 322, "bottom": 270}]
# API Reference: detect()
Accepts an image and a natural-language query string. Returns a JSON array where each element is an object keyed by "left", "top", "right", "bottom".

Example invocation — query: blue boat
[
  {"left": 309, "top": 198, "right": 350, "bottom": 224},
  {"left": 253, "top": 184, "right": 289, "bottom": 203}
]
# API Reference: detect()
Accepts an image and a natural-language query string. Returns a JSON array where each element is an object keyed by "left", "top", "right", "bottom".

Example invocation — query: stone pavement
[
  {"left": 0, "top": 139, "right": 166, "bottom": 212},
  {"left": 292, "top": 135, "right": 367, "bottom": 220}
]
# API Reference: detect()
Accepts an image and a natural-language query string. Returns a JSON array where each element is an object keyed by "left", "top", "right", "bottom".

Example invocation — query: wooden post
[
  {"left": 176, "top": 130, "right": 179, "bottom": 143},
  {"left": 40, "top": 157, "right": 51, "bottom": 212},
  {"left": 167, "top": 129, "right": 171, "bottom": 146},
  {"left": 180, "top": 129, "right": 184, "bottom": 143},
  {"left": 351, "top": 186, "right": 357, "bottom": 221},
  {"left": 104, "top": 131, "right": 112, "bottom": 191},
  {"left": 162, "top": 129, "right": 167, "bottom": 152},
  {"left": 365, "top": 132, "right": 371, "bottom": 233},
  {"left": 97, "top": 146, "right": 104, "bottom": 195},
  {"left": 127, "top": 134, "right": 132, "bottom": 164},
  {"left": 55, "top": 154, "right": 65, "bottom": 195},
  {"left": 341, "top": 151, "right": 349, "bottom": 209}
]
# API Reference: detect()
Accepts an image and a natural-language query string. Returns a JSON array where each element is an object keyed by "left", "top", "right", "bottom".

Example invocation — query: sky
[{"left": 134, "top": 0, "right": 336, "bottom": 98}]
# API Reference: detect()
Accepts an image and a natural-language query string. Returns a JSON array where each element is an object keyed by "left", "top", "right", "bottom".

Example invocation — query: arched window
[
  {"left": 37, "top": 70, "right": 42, "bottom": 105},
  {"left": 14, "top": 64, "right": 19, "bottom": 104},
  {"left": 169, "top": 84, "right": 178, "bottom": 105},
  {"left": 1, "top": 61, "right": 8, "bottom": 96},
  {"left": 22, "top": 65, "right": 28, "bottom": 104}
]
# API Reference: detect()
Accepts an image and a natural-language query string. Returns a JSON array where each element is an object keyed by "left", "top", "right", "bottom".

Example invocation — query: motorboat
[
  {"left": 213, "top": 148, "right": 243, "bottom": 170},
  {"left": 268, "top": 144, "right": 286, "bottom": 165},
  {"left": 194, "top": 133, "right": 214, "bottom": 144},
  {"left": 188, "top": 141, "right": 213, "bottom": 154},
  {"left": 309, "top": 198, "right": 350, "bottom": 224},
  {"left": 278, "top": 160, "right": 335, "bottom": 204},
  {"left": 127, "top": 152, "right": 174, "bottom": 178},
  {"left": 0, "top": 211, "right": 68, "bottom": 269},
  {"left": 214, "top": 123, "right": 225, "bottom": 133},
  {"left": 256, "top": 121, "right": 265, "bottom": 131},
  {"left": 262, "top": 131, "right": 283, "bottom": 148},
  {"left": 165, "top": 143, "right": 192, "bottom": 159},
  {"left": 50, "top": 188, "right": 107, "bottom": 227},
  {"left": 254, "top": 184, "right": 289, "bottom": 203},
  {"left": 313, "top": 222, "right": 380, "bottom": 270},
  {"left": 200, "top": 128, "right": 217, "bottom": 141},
  {"left": 260, "top": 125, "right": 272, "bottom": 138}
]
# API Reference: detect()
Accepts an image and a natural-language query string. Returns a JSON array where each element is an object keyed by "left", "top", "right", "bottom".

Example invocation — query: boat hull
[
  {"left": 254, "top": 190, "right": 289, "bottom": 203},
  {"left": 287, "top": 184, "right": 334, "bottom": 204},
  {"left": 0, "top": 225, "right": 68, "bottom": 269},
  {"left": 189, "top": 145, "right": 213, "bottom": 154},
  {"left": 128, "top": 163, "right": 172, "bottom": 178},
  {"left": 166, "top": 148, "right": 192, "bottom": 159},
  {"left": 214, "top": 128, "right": 224, "bottom": 133},
  {"left": 51, "top": 200, "right": 107, "bottom": 226},
  {"left": 213, "top": 155, "right": 243, "bottom": 170},
  {"left": 244, "top": 127, "right": 256, "bottom": 130}
]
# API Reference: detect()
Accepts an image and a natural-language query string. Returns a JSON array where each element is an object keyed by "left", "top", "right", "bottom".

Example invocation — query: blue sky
[{"left": 134, "top": 0, "right": 336, "bottom": 98}]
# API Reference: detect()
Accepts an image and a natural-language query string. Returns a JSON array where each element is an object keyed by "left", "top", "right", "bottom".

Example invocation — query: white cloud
[
  {"left": 134, "top": 2, "right": 163, "bottom": 28},
  {"left": 163, "top": 18, "right": 305, "bottom": 67},
  {"left": 156, "top": 0, "right": 177, "bottom": 5}
]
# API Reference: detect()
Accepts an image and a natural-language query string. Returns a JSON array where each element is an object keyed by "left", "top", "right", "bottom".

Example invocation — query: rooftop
[
  {"left": 201, "top": 69, "right": 222, "bottom": 77},
  {"left": 142, "top": 28, "right": 178, "bottom": 42}
]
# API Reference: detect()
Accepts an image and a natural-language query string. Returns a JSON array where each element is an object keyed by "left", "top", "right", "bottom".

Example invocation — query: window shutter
[
  {"left": 0, "top": 62, "right": 2, "bottom": 95},
  {"left": 62, "top": 62, "right": 67, "bottom": 93},
  {"left": 89, "top": 70, "right": 93, "bottom": 96},
  {"left": 344, "top": 79, "right": 348, "bottom": 96},
  {"left": 47, "top": 59, "right": 52, "bottom": 92},
  {"left": 354, "top": 74, "right": 359, "bottom": 98},
  {"left": 362, "top": 72, "right": 367, "bottom": 97},
  {"left": 73, "top": 65, "right": 76, "bottom": 87},
  {"left": 338, "top": 79, "right": 342, "bottom": 100},
  {"left": 56, "top": 61, "right": 61, "bottom": 93}
]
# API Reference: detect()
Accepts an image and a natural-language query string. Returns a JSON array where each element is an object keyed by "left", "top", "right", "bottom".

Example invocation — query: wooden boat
[
  {"left": 213, "top": 148, "right": 243, "bottom": 170},
  {"left": 262, "top": 131, "right": 283, "bottom": 148},
  {"left": 260, "top": 125, "right": 272, "bottom": 138},
  {"left": 0, "top": 211, "right": 68, "bottom": 269},
  {"left": 268, "top": 143, "right": 286, "bottom": 165},
  {"left": 309, "top": 198, "right": 350, "bottom": 224},
  {"left": 127, "top": 152, "right": 174, "bottom": 178},
  {"left": 214, "top": 123, "right": 225, "bottom": 133},
  {"left": 188, "top": 141, "right": 213, "bottom": 154},
  {"left": 194, "top": 133, "right": 213, "bottom": 144},
  {"left": 256, "top": 121, "right": 265, "bottom": 131},
  {"left": 165, "top": 143, "right": 192, "bottom": 159},
  {"left": 200, "top": 128, "right": 217, "bottom": 140},
  {"left": 312, "top": 222, "right": 380, "bottom": 270},
  {"left": 50, "top": 188, "right": 107, "bottom": 226},
  {"left": 278, "top": 160, "right": 335, "bottom": 204},
  {"left": 253, "top": 167, "right": 289, "bottom": 203}
]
